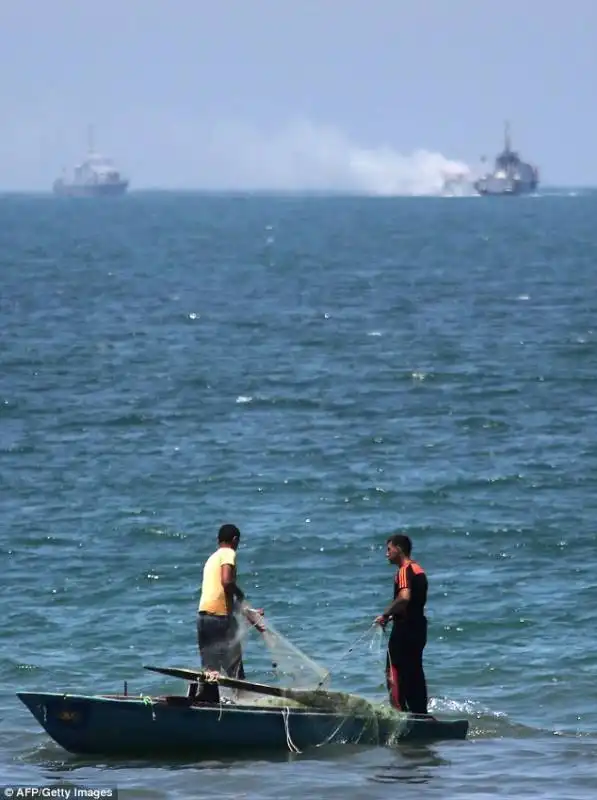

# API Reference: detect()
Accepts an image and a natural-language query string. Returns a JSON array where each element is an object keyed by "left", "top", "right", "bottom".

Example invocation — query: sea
[{"left": 1, "top": 189, "right": 596, "bottom": 799}]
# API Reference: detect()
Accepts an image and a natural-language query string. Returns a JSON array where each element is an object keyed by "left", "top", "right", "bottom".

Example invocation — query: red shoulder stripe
[{"left": 398, "top": 566, "right": 408, "bottom": 589}]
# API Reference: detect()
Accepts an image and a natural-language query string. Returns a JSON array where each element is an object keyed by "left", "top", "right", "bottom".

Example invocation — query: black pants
[
  {"left": 196, "top": 612, "right": 245, "bottom": 680},
  {"left": 386, "top": 619, "right": 428, "bottom": 715}
]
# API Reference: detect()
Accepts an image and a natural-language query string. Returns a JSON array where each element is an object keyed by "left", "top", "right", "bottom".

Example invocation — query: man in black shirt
[{"left": 374, "top": 533, "right": 429, "bottom": 715}]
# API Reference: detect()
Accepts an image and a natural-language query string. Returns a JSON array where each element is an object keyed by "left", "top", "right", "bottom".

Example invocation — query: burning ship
[{"left": 474, "top": 122, "right": 539, "bottom": 196}]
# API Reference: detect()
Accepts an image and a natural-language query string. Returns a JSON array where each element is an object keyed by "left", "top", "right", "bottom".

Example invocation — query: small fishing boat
[{"left": 17, "top": 666, "right": 469, "bottom": 756}]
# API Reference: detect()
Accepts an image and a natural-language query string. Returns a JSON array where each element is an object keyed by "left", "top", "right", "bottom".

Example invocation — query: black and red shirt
[{"left": 393, "top": 560, "right": 427, "bottom": 624}]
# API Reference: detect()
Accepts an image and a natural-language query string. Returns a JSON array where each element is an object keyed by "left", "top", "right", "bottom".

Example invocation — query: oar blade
[
  {"left": 144, "top": 665, "right": 204, "bottom": 682},
  {"left": 142, "top": 665, "right": 360, "bottom": 714},
  {"left": 143, "top": 665, "right": 291, "bottom": 699}
]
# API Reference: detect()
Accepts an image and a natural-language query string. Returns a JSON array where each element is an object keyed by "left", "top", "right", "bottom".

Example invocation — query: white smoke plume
[{"left": 183, "top": 118, "right": 475, "bottom": 196}]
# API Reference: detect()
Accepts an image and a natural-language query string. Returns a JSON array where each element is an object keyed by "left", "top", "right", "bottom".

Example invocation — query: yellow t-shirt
[{"left": 198, "top": 547, "right": 237, "bottom": 615}]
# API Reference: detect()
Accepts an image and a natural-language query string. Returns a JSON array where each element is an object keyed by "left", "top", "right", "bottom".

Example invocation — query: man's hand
[
  {"left": 374, "top": 614, "right": 389, "bottom": 628},
  {"left": 244, "top": 607, "right": 266, "bottom": 632}
]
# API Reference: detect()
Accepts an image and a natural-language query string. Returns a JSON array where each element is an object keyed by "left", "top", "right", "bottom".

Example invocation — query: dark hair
[
  {"left": 386, "top": 533, "right": 412, "bottom": 556},
  {"left": 218, "top": 524, "right": 241, "bottom": 544}
]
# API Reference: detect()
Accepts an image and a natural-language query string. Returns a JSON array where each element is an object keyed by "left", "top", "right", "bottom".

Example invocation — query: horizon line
[{"left": 0, "top": 185, "right": 594, "bottom": 198}]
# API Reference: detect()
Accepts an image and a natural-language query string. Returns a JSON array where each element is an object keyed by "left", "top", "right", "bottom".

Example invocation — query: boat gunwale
[{"left": 17, "top": 690, "right": 458, "bottom": 725}]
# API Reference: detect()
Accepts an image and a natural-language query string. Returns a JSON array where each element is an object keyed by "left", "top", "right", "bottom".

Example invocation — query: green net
[{"left": 241, "top": 689, "right": 413, "bottom": 750}]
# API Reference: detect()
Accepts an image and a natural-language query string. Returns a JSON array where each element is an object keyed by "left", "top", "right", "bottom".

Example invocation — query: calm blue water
[{"left": 2, "top": 190, "right": 597, "bottom": 799}]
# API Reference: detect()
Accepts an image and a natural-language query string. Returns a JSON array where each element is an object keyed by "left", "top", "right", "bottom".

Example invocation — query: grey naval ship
[
  {"left": 53, "top": 129, "right": 129, "bottom": 197},
  {"left": 474, "top": 123, "right": 539, "bottom": 196}
]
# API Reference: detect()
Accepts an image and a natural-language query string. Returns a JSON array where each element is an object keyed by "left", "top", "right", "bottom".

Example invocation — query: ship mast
[{"left": 504, "top": 120, "right": 511, "bottom": 153}]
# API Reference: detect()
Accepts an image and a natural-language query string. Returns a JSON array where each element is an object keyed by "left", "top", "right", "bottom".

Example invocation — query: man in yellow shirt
[{"left": 197, "top": 523, "right": 264, "bottom": 680}]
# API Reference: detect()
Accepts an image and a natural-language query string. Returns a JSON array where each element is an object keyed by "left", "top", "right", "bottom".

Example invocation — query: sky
[{"left": 0, "top": 0, "right": 595, "bottom": 193}]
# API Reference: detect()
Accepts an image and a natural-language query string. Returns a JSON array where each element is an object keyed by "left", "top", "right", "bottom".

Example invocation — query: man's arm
[
  {"left": 375, "top": 566, "right": 412, "bottom": 626},
  {"left": 375, "top": 587, "right": 411, "bottom": 624},
  {"left": 221, "top": 564, "right": 245, "bottom": 603},
  {"left": 221, "top": 564, "right": 265, "bottom": 631}
]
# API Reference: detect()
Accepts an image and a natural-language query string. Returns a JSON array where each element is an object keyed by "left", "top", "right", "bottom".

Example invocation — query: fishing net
[
  {"left": 229, "top": 606, "right": 330, "bottom": 690},
  {"left": 260, "top": 619, "right": 331, "bottom": 690},
  {"left": 244, "top": 687, "right": 412, "bottom": 751},
  {"left": 217, "top": 610, "right": 411, "bottom": 750}
]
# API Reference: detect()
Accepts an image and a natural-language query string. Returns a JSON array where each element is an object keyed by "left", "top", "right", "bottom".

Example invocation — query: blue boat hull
[{"left": 17, "top": 692, "right": 469, "bottom": 756}]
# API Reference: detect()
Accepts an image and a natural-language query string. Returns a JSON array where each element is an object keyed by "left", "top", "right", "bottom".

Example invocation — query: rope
[
  {"left": 281, "top": 706, "right": 301, "bottom": 753},
  {"left": 142, "top": 695, "right": 156, "bottom": 721}
]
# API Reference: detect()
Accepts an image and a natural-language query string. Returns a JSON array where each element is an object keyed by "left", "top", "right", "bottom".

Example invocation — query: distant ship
[
  {"left": 474, "top": 123, "right": 539, "bottom": 196},
  {"left": 53, "top": 128, "right": 129, "bottom": 197}
]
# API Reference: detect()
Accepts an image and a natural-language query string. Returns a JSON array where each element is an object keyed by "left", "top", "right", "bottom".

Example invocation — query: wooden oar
[{"left": 143, "top": 665, "right": 349, "bottom": 712}]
